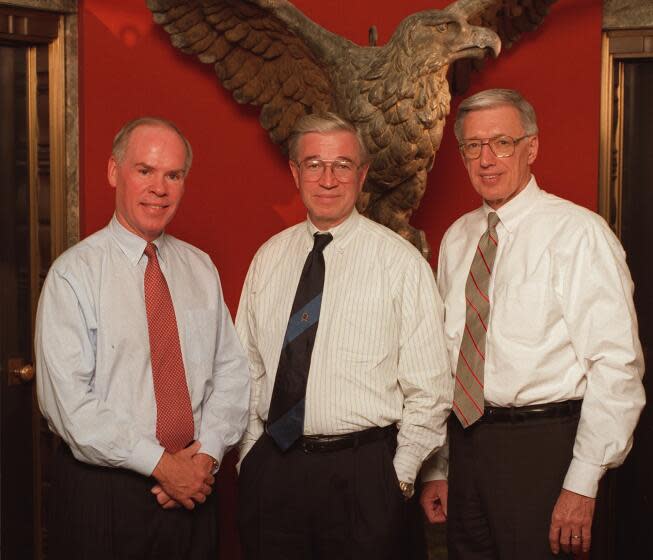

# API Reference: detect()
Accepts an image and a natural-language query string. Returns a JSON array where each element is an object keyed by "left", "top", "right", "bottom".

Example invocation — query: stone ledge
[{"left": 604, "top": 0, "right": 653, "bottom": 29}]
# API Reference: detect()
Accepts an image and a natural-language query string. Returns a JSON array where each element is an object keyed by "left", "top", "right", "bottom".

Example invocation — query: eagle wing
[
  {"left": 450, "top": 0, "right": 558, "bottom": 94},
  {"left": 146, "top": 0, "right": 337, "bottom": 151}
]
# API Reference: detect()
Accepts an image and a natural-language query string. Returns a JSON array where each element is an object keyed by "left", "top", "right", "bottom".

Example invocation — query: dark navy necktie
[{"left": 266, "top": 232, "right": 333, "bottom": 450}]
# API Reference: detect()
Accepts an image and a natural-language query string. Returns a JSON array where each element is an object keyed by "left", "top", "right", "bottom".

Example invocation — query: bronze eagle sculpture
[{"left": 147, "top": 0, "right": 557, "bottom": 257}]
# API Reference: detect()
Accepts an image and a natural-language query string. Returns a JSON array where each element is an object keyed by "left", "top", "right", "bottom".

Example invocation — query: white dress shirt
[
  {"left": 236, "top": 210, "right": 452, "bottom": 483},
  {"left": 36, "top": 216, "right": 250, "bottom": 476},
  {"left": 423, "top": 177, "right": 645, "bottom": 497}
]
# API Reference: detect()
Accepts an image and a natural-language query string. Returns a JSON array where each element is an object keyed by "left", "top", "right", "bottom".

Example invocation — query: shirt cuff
[
  {"left": 393, "top": 448, "right": 421, "bottom": 484},
  {"left": 562, "top": 458, "right": 607, "bottom": 498},
  {"left": 197, "top": 438, "right": 226, "bottom": 468},
  {"left": 420, "top": 452, "right": 449, "bottom": 482},
  {"left": 126, "top": 438, "right": 165, "bottom": 477}
]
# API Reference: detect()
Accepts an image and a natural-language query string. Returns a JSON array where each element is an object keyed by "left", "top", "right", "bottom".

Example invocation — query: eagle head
[{"left": 389, "top": 8, "right": 501, "bottom": 74}]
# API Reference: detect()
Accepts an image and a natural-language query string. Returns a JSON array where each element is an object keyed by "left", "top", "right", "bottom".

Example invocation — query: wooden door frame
[
  {"left": 0, "top": 2, "right": 78, "bottom": 557},
  {"left": 0, "top": 0, "right": 79, "bottom": 252},
  {"left": 599, "top": 29, "right": 653, "bottom": 236}
]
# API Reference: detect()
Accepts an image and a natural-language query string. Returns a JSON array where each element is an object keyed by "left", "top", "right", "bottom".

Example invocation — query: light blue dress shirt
[{"left": 36, "top": 216, "right": 250, "bottom": 476}]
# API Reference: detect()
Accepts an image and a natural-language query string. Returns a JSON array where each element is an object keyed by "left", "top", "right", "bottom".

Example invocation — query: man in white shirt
[
  {"left": 236, "top": 112, "right": 452, "bottom": 559},
  {"left": 36, "top": 117, "right": 250, "bottom": 559},
  {"left": 419, "top": 89, "right": 645, "bottom": 559}
]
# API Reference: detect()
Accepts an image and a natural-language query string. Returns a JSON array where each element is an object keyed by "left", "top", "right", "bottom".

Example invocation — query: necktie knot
[
  {"left": 487, "top": 212, "right": 500, "bottom": 230},
  {"left": 144, "top": 242, "right": 157, "bottom": 260},
  {"left": 313, "top": 233, "right": 333, "bottom": 254}
]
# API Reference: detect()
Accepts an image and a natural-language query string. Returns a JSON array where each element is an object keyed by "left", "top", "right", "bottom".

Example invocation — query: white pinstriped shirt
[{"left": 236, "top": 210, "right": 452, "bottom": 483}]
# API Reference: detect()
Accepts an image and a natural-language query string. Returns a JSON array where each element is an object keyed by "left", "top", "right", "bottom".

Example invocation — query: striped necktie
[
  {"left": 453, "top": 212, "right": 500, "bottom": 428},
  {"left": 266, "top": 232, "right": 333, "bottom": 450},
  {"left": 144, "top": 243, "right": 194, "bottom": 452}
]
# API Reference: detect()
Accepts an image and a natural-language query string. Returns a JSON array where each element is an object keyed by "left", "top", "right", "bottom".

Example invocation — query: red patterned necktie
[
  {"left": 144, "top": 243, "right": 194, "bottom": 453},
  {"left": 453, "top": 212, "right": 500, "bottom": 428}
]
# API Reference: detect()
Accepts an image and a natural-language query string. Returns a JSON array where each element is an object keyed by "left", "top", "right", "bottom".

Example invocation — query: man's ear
[
  {"left": 107, "top": 156, "right": 118, "bottom": 188},
  {"left": 289, "top": 160, "right": 300, "bottom": 190},
  {"left": 357, "top": 163, "right": 370, "bottom": 193},
  {"left": 527, "top": 135, "right": 539, "bottom": 165}
]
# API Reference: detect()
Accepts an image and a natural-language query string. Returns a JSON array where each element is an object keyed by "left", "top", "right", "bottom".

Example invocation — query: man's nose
[
  {"left": 479, "top": 143, "right": 496, "bottom": 166},
  {"left": 151, "top": 176, "right": 168, "bottom": 195},
  {"left": 320, "top": 164, "right": 338, "bottom": 187}
]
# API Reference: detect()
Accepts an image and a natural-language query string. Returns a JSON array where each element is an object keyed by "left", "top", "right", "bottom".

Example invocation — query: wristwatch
[{"left": 398, "top": 481, "right": 414, "bottom": 500}]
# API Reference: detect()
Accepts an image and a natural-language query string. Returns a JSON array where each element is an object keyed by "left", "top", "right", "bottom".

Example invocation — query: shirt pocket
[
  {"left": 493, "top": 282, "right": 554, "bottom": 346},
  {"left": 183, "top": 308, "right": 216, "bottom": 367},
  {"left": 335, "top": 296, "right": 394, "bottom": 366}
]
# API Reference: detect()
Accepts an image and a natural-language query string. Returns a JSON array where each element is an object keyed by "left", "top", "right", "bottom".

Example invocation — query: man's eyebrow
[
  {"left": 133, "top": 163, "right": 185, "bottom": 174},
  {"left": 300, "top": 156, "right": 355, "bottom": 162}
]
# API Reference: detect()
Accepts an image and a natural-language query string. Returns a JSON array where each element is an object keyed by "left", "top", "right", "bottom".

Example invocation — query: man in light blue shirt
[{"left": 36, "top": 117, "right": 250, "bottom": 559}]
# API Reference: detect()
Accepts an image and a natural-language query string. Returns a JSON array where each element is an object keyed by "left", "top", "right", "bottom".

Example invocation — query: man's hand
[
  {"left": 192, "top": 452, "right": 217, "bottom": 475},
  {"left": 549, "top": 488, "right": 595, "bottom": 556},
  {"left": 150, "top": 485, "right": 180, "bottom": 509},
  {"left": 151, "top": 441, "right": 215, "bottom": 510},
  {"left": 420, "top": 479, "right": 448, "bottom": 524}
]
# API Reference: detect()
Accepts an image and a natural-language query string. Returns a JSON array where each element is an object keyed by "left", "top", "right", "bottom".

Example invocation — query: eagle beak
[
  {"left": 471, "top": 25, "right": 501, "bottom": 58},
  {"left": 445, "top": 0, "right": 501, "bottom": 60},
  {"left": 448, "top": 24, "right": 501, "bottom": 63}
]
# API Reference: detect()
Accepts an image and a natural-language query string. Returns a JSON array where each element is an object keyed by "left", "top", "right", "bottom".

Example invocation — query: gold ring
[{"left": 571, "top": 535, "right": 581, "bottom": 540}]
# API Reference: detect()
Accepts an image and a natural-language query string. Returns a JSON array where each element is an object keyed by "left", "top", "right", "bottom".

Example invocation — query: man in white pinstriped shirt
[{"left": 235, "top": 112, "right": 452, "bottom": 560}]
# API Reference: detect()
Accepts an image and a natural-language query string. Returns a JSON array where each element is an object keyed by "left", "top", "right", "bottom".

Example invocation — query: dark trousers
[
  {"left": 447, "top": 412, "right": 581, "bottom": 560},
  {"left": 237, "top": 429, "right": 407, "bottom": 560},
  {"left": 48, "top": 444, "right": 218, "bottom": 560}
]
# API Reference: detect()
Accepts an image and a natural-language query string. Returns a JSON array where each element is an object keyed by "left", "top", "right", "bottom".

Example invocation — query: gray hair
[
  {"left": 112, "top": 116, "right": 193, "bottom": 173},
  {"left": 454, "top": 89, "right": 539, "bottom": 142},
  {"left": 288, "top": 112, "right": 369, "bottom": 163}
]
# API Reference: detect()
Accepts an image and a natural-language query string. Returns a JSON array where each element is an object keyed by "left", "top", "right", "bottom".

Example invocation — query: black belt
[
  {"left": 291, "top": 424, "right": 396, "bottom": 454},
  {"left": 477, "top": 399, "right": 582, "bottom": 424}
]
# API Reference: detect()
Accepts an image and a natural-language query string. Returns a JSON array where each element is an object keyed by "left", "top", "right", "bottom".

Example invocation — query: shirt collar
[
  {"left": 303, "top": 209, "right": 360, "bottom": 254},
  {"left": 108, "top": 214, "right": 168, "bottom": 265},
  {"left": 483, "top": 175, "right": 541, "bottom": 233}
]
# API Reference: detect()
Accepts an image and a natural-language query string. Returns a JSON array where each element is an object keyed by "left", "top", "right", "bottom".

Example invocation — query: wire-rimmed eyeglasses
[
  {"left": 294, "top": 158, "right": 363, "bottom": 182},
  {"left": 459, "top": 135, "right": 530, "bottom": 160}
]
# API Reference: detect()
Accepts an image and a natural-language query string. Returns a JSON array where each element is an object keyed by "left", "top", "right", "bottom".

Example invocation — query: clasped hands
[{"left": 151, "top": 441, "right": 216, "bottom": 510}]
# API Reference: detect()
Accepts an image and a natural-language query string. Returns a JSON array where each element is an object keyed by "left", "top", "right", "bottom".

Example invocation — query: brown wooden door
[
  {"left": 613, "top": 58, "right": 653, "bottom": 559},
  {"left": 0, "top": 40, "right": 39, "bottom": 559},
  {"left": 0, "top": 7, "right": 70, "bottom": 556},
  {"left": 599, "top": 31, "right": 653, "bottom": 558}
]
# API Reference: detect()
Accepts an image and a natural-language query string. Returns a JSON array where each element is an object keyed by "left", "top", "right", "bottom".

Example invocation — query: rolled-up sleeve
[{"left": 394, "top": 256, "right": 453, "bottom": 483}]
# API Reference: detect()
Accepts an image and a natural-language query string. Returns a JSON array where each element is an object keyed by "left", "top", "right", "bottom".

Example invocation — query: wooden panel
[{"left": 0, "top": 8, "right": 59, "bottom": 42}]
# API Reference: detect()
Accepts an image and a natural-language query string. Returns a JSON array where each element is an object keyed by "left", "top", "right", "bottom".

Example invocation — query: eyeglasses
[
  {"left": 295, "top": 158, "right": 362, "bottom": 182},
  {"left": 459, "top": 135, "right": 530, "bottom": 160}
]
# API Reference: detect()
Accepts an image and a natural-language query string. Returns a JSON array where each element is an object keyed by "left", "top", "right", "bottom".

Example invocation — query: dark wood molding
[{"left": 0, "top": 0, "right": 76, "bottom": 14}]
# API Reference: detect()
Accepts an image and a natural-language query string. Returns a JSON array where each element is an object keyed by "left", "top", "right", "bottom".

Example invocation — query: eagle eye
[{"left": 436, "top": 23, "right": 448, "bottom": 33}]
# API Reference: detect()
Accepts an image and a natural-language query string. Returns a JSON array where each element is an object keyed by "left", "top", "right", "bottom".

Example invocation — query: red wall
[{"left": 79, "top": 0, "right": 602, "bottom": 555}]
